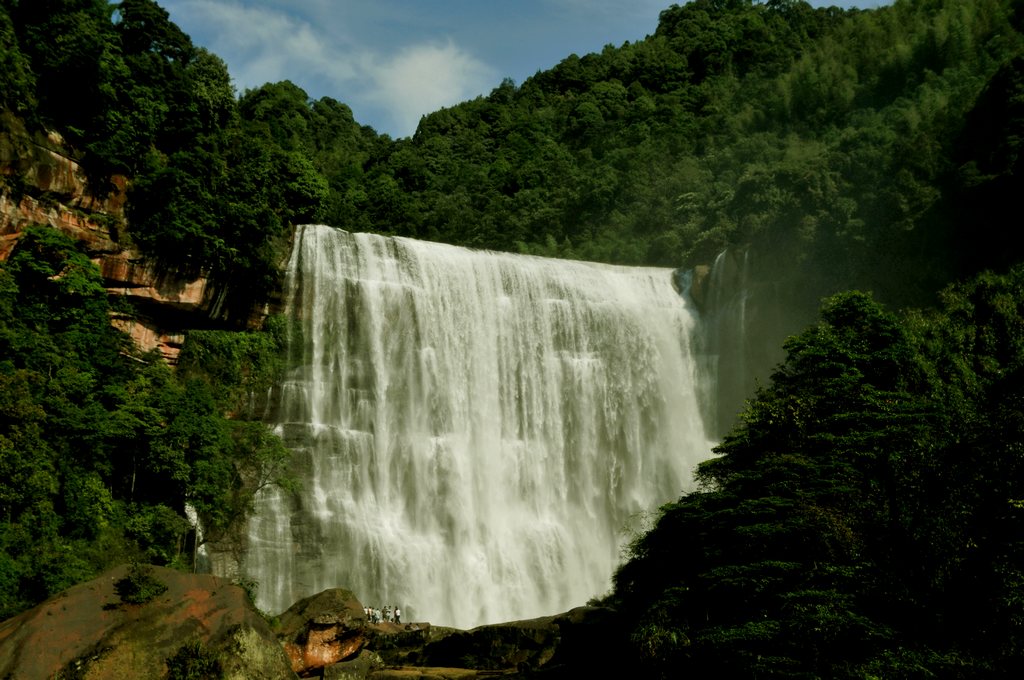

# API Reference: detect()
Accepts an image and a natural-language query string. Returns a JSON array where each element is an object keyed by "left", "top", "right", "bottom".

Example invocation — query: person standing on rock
[{"left": 394, "top": 606, "right": 401, "bottom": 624}]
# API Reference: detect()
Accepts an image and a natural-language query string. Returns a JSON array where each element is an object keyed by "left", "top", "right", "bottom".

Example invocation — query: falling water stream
[{"left": 243, "top": 224, "right": 714, "bottom": 627}]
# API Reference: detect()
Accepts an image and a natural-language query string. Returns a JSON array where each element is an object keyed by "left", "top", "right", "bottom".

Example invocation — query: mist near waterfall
[{"left": 243, "top": 224, "right": 714, "bottom": 627}]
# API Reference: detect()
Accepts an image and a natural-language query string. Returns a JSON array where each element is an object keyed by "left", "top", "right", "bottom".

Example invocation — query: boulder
[
  {"left": 0, "top": 563, "right": 295, "bottom": 680},
  {"left": 364, "top": 607, "right": 625, "bottom": 678},
  {"left": 366, "top": 668, "right": 495, "bottom": 679},
  {"left": 276, "top": 588, "right": 370, "bottom": 676},
  {"left": 366, "top": 622, "right": 458, "bottom": 666},
  {"left": 416, "top": 615, "right": 560, "bottom": 671},
  {"left": 536, "top": 605, "right": 623, "bottom": 677}
]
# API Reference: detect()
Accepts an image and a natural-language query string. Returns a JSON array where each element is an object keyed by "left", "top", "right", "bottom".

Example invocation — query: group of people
[{"left": 365, "top": 604, "right": 401, "bottom": 624}]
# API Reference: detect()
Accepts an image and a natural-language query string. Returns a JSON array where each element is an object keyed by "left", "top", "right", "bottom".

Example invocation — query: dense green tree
[
  {"left": 0, "top": 7, "right": 34, "bottom": 115},
  {"left": 615, "top": 292, "right": 935, "bottom": 677},
  {"left": 614, "top": 267, "right": 1024, "bottom": 677},
  {"left": 5, "top": 0, "right": 1021, "bottom": 302},
  {"left": 952, "top": 53, "right": 1024, "bottom": 277},
  {"left": 6, "top": 0, "right": 114, "bottom": 138},
  {"left": 0, "top": 228, "right": 289, "bottom": 618}
]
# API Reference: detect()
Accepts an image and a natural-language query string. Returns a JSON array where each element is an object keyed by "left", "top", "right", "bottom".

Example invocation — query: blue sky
[{"left": 159, "top": 0, "right": 890, "bottom": 138}]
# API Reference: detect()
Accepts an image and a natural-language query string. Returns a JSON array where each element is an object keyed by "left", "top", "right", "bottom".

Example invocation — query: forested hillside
[
  {"left": 2, "top": 0, "right": 338, "bottom": 300},
  {"left": 613, "top": 269, "right": 1024, "bottom": 677},
  {"left": 3, "top": 0, "right": 1021, "bottom": 302},
  {"left": 356, "top": 0, "right": 1019, "bottom": 314},
  {"left": 1, "top": 0, "right": 321, "bottom": 618},
  {"left": 2, "top": 1, "right": 1024, "bottom": 673}
]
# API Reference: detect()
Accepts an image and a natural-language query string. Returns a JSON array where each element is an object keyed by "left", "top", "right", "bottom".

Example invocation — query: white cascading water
[{"left": 244, "top": 224, "right": 714, "bottom": 627}]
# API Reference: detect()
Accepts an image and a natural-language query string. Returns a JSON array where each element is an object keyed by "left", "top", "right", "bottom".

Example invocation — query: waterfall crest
[{"left": 244, "top": 224, "right": 713, "bottom": 627}]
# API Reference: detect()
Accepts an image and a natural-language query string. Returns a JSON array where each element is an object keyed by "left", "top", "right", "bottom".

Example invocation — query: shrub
[{"left": 114, "top": 561, "right": 167, "bottom": 605}]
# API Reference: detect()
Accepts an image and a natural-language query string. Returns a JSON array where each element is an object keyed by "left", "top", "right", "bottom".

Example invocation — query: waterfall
[
  {"left": 701, "top": 248, "right": 752, "bottom": 437},
  {"left": 243, "top": 224, "right": 713, "bottom": 627},
  {"left": 697, "top": 247, "right": 794, "bottom": 438}
]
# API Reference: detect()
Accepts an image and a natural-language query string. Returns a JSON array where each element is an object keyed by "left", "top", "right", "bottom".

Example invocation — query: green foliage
[
  {"left": 177, "top": 317, "right": 287, "bottom": 402},
  {"left": 165, "top": 639, "right": 222, "bottom": 680},
  {"left": 114, "top": 560, "right": 167, "bottom": 605},
  {"left": 6, "top": 0, "right": 1019, "bottom": 314},
  {"left": 166, "top": 0, "right": 998, "bottom": 334},
  {"left": 0, "top": 227, "right": 290, "bottom": 619},
  {"left": 6, "top": 0, "right": 115, "bottom": 141},
  {"left": 0, "top": 8, "right": 35, "bottom": 114},
  {"left": 174, "top": 319, "right": 295, "bottom": 533},
  {"left": 952, "top": 51, "right": 1024, "bottom": 276},
  {"left": 614, "top": 269, "right": 1024, "bottom": 677},
  {"left": 1, "top": 2, "right": 343, "bottom": 303}
]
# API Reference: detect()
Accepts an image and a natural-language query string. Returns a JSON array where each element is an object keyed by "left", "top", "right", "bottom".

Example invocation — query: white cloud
[
  {"left": 168, "top": 0, "right": 359, "bottom": 93},
  {"left": 364, "top": 41, "right": 496, "bottom": 137},
  {"left": 161, "top": 0, "right": 498, "bottom": 136}
]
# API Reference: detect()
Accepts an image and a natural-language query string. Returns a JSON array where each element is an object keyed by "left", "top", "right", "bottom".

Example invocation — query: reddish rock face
[
  {"left": 109, "top": 310, "right": 186, "bottom": 364},
  {"left": 1, "top": 125, "right": 249, "bottom": 363},
  {"left": 0, "top": 191, "right": 120, "bottom": 260},
  {"left": 0, "top": 564, "right": 294, "bottom": 680},
  {"left": 97, "top": 252, "right": 214, "bottom": 311},
  {"left": 284, "top": 627, "right": 366, "bottom": 675},
  {"left": 98, "top": 252, "right": 229, "bottom": 363},
  {"left": 1, "top": 127, "right": 124, "bottom": 256},
  {"left": 275, "top": 588, "right": 370, "bottom": 676}
]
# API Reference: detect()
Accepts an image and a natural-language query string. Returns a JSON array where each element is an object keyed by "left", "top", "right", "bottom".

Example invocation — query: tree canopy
[{"left": 612, "top": 269, "right": 1024, "bottom": 677}]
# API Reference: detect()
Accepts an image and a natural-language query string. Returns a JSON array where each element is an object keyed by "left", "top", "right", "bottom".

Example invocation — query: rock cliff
[{"left": 0, "top": 117, "right": 252, "bottom": 362}]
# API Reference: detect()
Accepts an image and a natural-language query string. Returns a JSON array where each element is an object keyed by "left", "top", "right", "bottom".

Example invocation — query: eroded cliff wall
[{"left": 1, "top": 118, "right": 245, "bottom": 362}]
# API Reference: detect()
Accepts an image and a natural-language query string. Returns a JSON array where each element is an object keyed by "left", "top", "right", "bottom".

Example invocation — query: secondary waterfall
[{"left": 244, "top": 224, "right": 714, "bottom": 627}]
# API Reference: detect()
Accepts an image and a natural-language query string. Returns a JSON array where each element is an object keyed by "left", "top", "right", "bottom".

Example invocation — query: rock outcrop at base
[
  {"left": 276, "top": 588, "right": 372, "bottom": 676},
  {"left": 363, "top": 606, "right": 621, "bottom": 678},
  {"left": 414, "top": 616, "right": 560, "bottom": 671},
  {"left": 0, "top": 563, "right": 295, "bottom": 680},
  {"left": 0, "top": 572, "right": 624, "bottom": 680}
]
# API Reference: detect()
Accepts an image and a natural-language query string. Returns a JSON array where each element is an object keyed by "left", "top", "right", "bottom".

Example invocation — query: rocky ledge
[
  {"left": 275, "top": 588, "right": 620, "bottom": 679},
  {"left": 0, "top": 569, "right": 622, "bottom": 680},
  {"left": 0, "top": 564, "right": 293, "bottom": 680}
]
